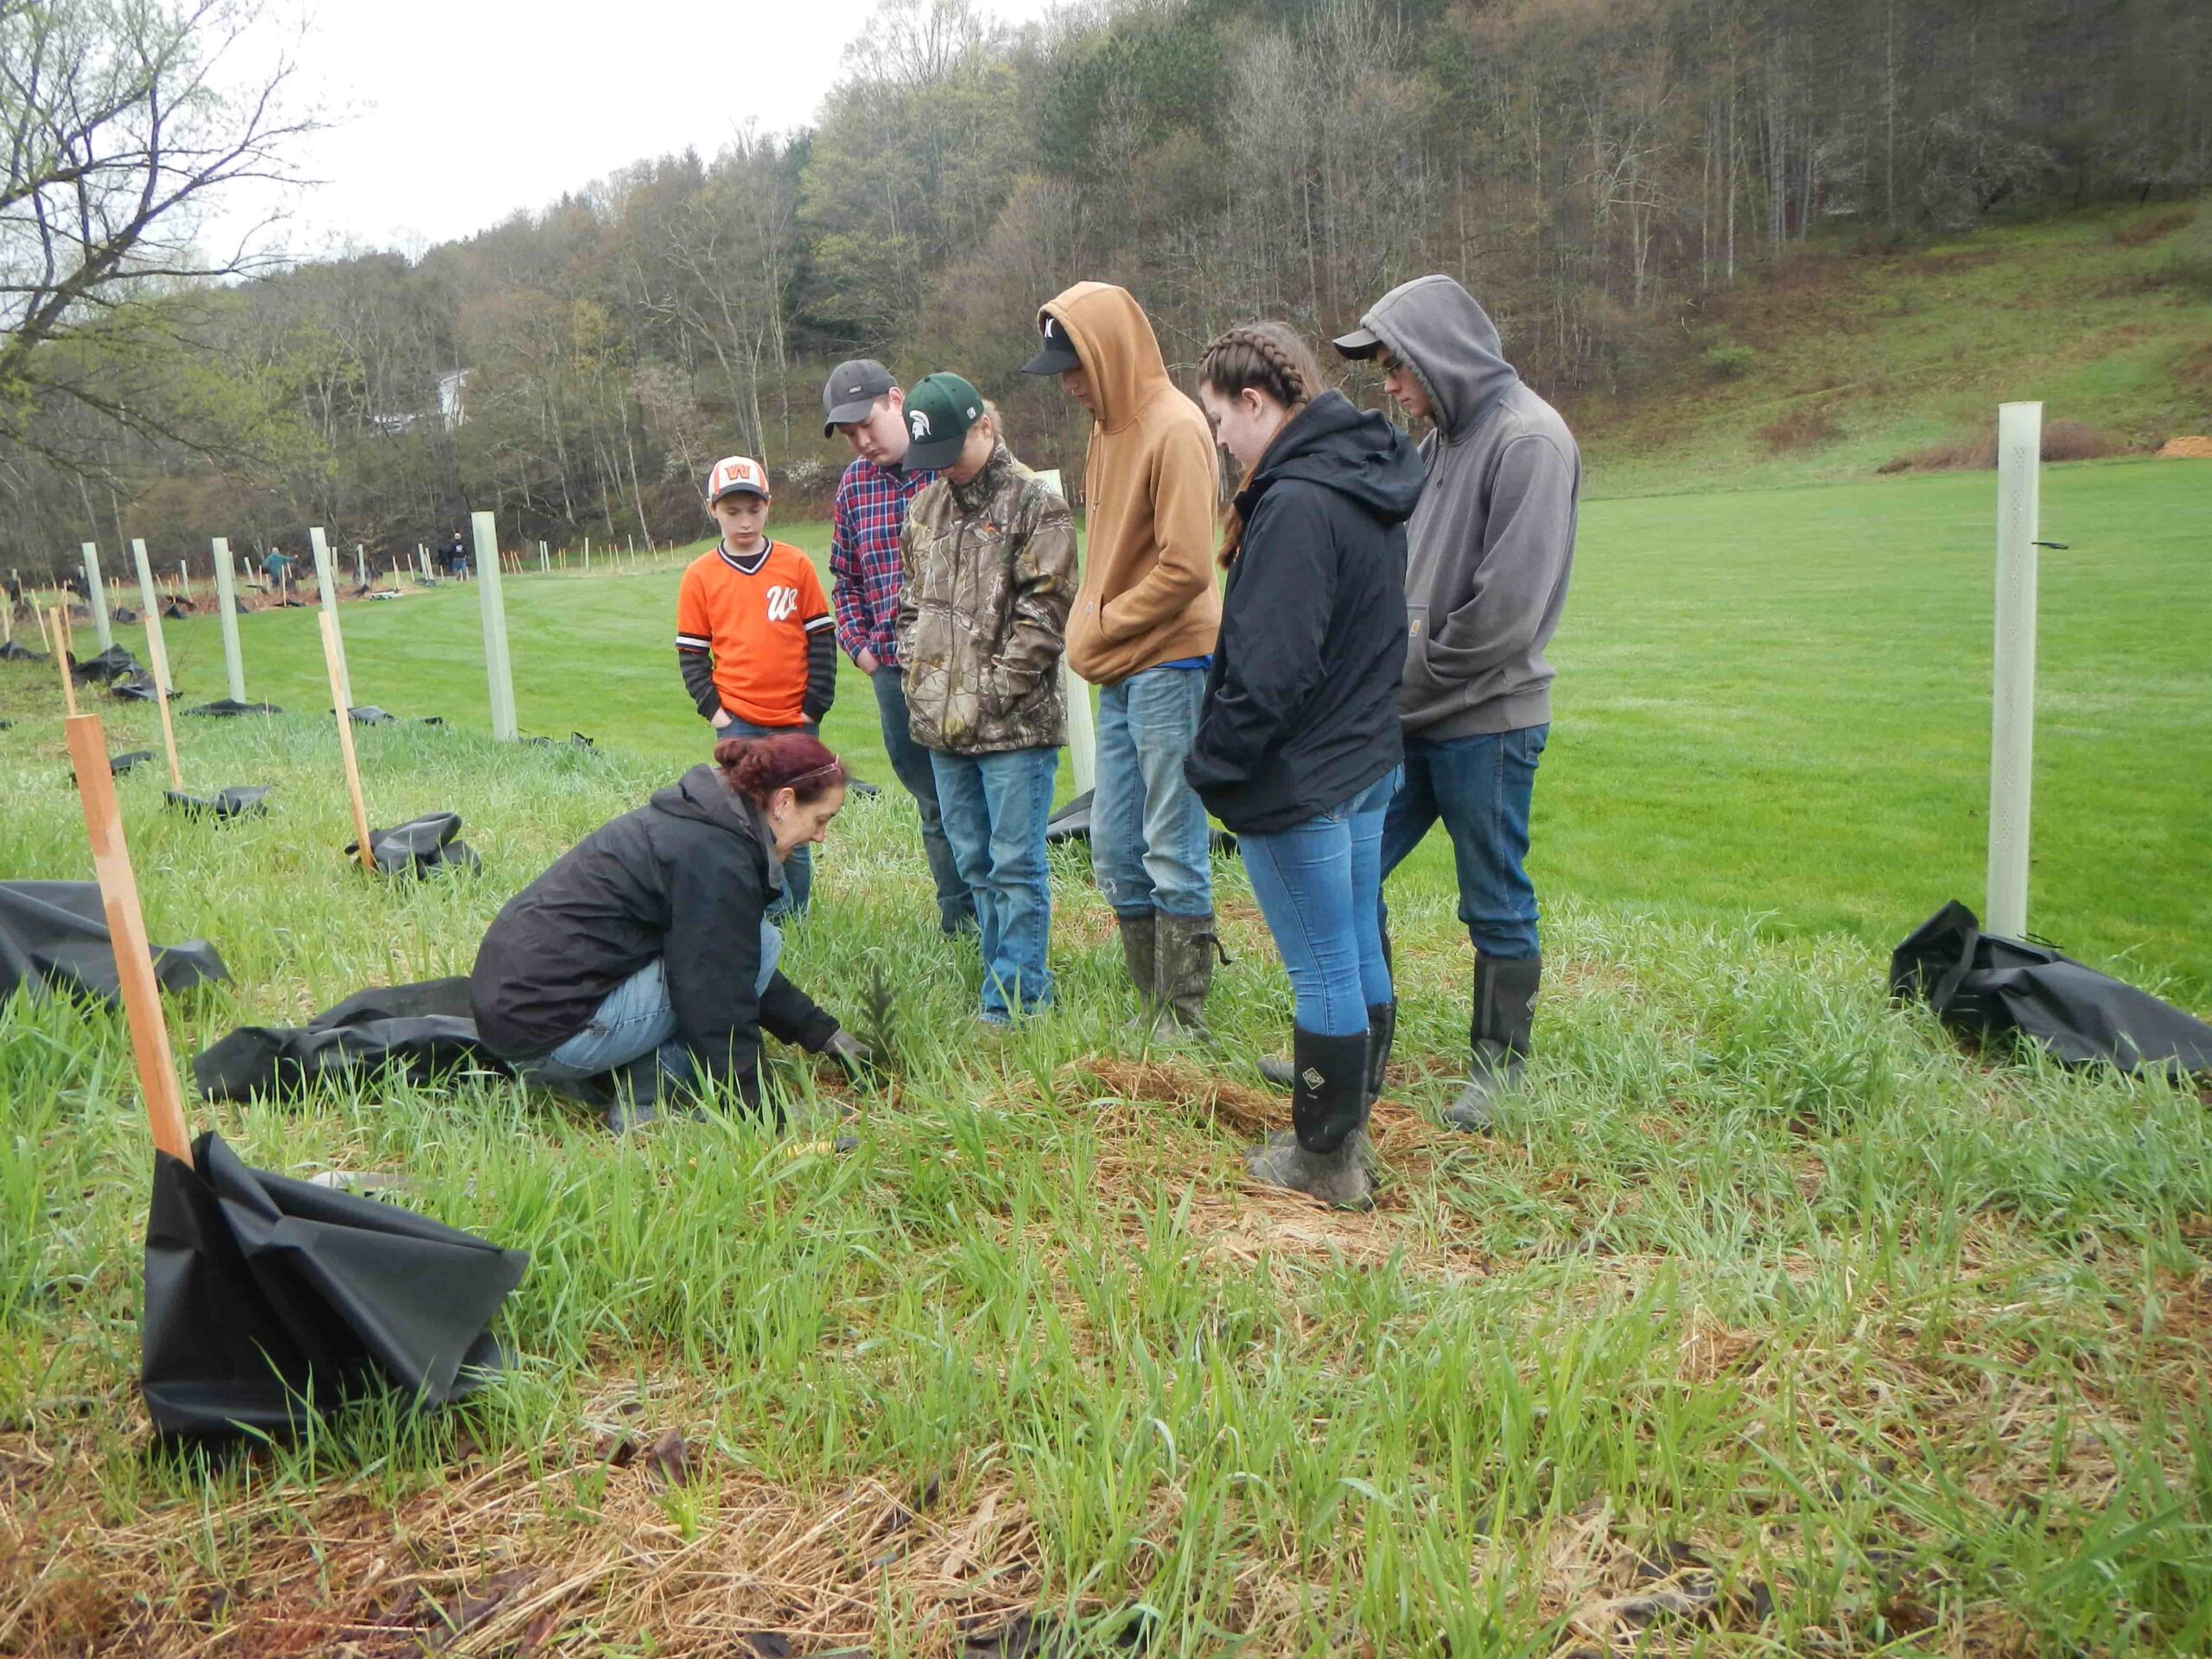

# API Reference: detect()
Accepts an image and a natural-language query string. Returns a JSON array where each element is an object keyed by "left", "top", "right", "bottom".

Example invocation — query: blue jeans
[
  {"left": 715, "top": 715, "right": 817, "bottom": 916},
  {"left": 1377, "top": 725, "right": 1548, "bottom": 960},
  {"left": 1238, "top": 769, "right": 1398, "bottom": 1037},
  {"left": 871, "top": 664, "right": 976, "bottom": 934},
  {"left": 929, "top": 746, "right": 1058, "bottom": 1020},
  {"left": 527, "top": 921, "right": 782, "bottom": 1090},
  {"left": 1092, "top": 666, "right": 1212, "bottom": 919}
]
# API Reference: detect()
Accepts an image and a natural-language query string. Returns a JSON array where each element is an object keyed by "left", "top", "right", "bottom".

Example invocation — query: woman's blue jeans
[
  {"left": 525, "top": 919, "right": 781, "bottom": 1091},
  {"left": 1237, "top": 769, "right": 1399, "bottom": 1037}
]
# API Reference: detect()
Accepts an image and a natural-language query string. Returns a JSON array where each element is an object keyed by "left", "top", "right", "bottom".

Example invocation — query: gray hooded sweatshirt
[{"left": 1354, "top": 275, "right": 1580, "bottom": 739}]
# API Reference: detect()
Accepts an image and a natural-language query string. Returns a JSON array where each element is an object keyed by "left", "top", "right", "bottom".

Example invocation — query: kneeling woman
[
  {"left": 1185, "top": 323, "right": 1422, "bottom": 1207},
  {"left": 470, "top": 734, "right": 870, "bottom": 1130}
]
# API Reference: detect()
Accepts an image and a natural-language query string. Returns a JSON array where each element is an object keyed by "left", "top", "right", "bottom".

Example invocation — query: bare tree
[{"left": 0, "top": 0, "right": 314, "bottom": 426}]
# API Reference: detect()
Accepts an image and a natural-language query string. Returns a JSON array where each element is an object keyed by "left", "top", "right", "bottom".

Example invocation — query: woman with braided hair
[{"left": 1183, "top": 321, "right": 1423, "bottom": 1207}]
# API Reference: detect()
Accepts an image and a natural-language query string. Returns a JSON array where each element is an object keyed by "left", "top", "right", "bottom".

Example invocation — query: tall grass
[{"left": 3, "top": 677, "right": 2208, "bottom": 1656}]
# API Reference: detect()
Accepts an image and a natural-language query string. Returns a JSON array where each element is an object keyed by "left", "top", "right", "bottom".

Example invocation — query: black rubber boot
[
  {"left": 1363, "top": 1001, "right": 1395, "bottom": 1107},
  {"left": 1116, "top": 911, "right": 1157, "bottom": 1029},
  {"left": 1245, "top": 1027, "right": 1373, "bottom": 1208},
  {"left": 1259, "top": 927, "right": 1391, "bottom": 1089},
  {"left": 1444, "top": 954, "right": 1540, "bottom": 1131}
]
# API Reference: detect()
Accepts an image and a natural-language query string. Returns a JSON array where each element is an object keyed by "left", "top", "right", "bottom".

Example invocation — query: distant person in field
[
  {"left": 1333, "top": 274, "right": 1580, "bottom": 1131},
  {"left": 440, "top": 531, "right": 469, "bottom": 578},
  {"left": 822, "top": 358, "right": 975, "bottom": 938},
  {"left": 261, "top": 545, "right": 294, "bottom": 596},
  {"left": 1185, "top": 323, "right": 1421, "bottom": 1208},
  {"left": 1025, "top": 283, "right": 1224, "bottom": 1044},
  {"left": 676, "top": 454, "right": 836, "bottom": 916},
  {"left": 469, "top": 734, "right": 872, "bottom": 1134},
  {"left": 895, "top": 373, "right": 1077, "bottom": 1026}
]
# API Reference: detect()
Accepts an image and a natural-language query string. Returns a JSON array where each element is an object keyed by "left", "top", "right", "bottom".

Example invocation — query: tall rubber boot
[
  {"left": 1444, "top": 954, "right": 1540, "bottom": 1131},
  {"left": 1363, "top": 1000, "right": 1395, "bottom": 1108},
  {"left": 1116, "top": 911, "right": 1157, "bottom": 1029},
  {"left": 1148, "top": 912, "right": 1223, "bottom": 1046},
  {"left": 1260, "top": 925, "right": 1393, "bottom": 1089},
  {"left": 1245, "top": 1027, "right": 1373, "bottom": 1208}
]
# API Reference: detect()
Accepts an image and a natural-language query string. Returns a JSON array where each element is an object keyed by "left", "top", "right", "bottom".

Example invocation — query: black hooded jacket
[
  {"left": 468, "top": 765, "right": 838, "bottom": 1103},
  {"left": 1184, "top": 391, "right": 1422, "bottom": 835}
]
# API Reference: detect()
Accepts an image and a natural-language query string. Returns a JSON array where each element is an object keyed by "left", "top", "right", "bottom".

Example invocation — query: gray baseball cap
[{"left": 822, "top": 359, "right": 898, "bottom": 435}]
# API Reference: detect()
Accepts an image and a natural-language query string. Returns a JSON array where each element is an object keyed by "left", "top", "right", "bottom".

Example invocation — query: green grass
[
  {"left": 3, "top": 455, "right": 2209, "bottom": 1655},
  {"left": 1580, "top": 200, "right": 2212, "bottom": 497},
  {"left": 3, "top": 690, "right": 2210, "bottom": 1654},
  {"left": 72, "top": 454, "right": 2212, "bottom": 1009}
]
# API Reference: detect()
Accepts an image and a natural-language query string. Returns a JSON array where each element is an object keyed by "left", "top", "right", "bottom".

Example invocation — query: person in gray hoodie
[{"left": 1331, "top": 274, "right": 1580, "bottom": 1131}]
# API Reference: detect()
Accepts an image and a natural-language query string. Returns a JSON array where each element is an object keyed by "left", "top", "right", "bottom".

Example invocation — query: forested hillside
[{"left": 3, "top": 0, "right": 2207, "bottom": 575}]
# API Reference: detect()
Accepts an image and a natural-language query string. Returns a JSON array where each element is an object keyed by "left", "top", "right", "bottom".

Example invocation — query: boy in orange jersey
[{"left": 676, "top": 454, "right": 836, "bottom": 912}]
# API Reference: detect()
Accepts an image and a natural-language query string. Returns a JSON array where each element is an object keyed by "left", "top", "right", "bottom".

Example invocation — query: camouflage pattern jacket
[{"left": 895, "top": 442, "right": 1077, "bottom": 755}]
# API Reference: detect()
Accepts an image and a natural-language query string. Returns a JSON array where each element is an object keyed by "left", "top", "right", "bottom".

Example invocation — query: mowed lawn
[{"left": 103, "top": 454, "right": 2212, "bottom": 1010}]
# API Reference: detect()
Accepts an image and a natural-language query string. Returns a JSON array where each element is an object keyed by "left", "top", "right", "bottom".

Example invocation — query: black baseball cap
[
  {"left": 1331, "top": 324, "right": 1384, "bottom": 359},
  {"left": 900, "top": 373, "right": 985, "bottom": 471},
  {"left": 1019, "top": 313, "right": 1083, "bottom": 376},
  {"left": 822, "top": 359, "right": 898, "bottom": 435}
]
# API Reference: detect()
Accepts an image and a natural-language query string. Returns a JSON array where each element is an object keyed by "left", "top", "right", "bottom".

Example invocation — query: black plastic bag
[
  {"left": 111, "top": 670, "right": 175, "bottom": 702},
  {"left": 143, "top": 1129, "right": 528, "bottom": 1439},
  {"left": 108, "top": 749, "right": 156, "bottom": 775},
  {"left": 346, "top": 811, "right": 480, "bottom": 877},
  {"left": 0, "top": 638, "right": 46, "bottom": 662},
  {"left": 0, "top": 880, "right": 227, "bottom": 1003},
  {"left": 1891, "top": 901, "right": 2212, "bottom": 1080},
  {"left": 194, "top": 976, "right": 510, "bottom": 1103},
  {"left": 166, "top": 786, "right": 271, "bottom": 820}
]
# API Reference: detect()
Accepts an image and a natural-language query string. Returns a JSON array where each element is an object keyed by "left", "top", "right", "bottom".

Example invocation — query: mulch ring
[{"left": 1065, "top": 1056, "right": 1490, "bottom": 1273}]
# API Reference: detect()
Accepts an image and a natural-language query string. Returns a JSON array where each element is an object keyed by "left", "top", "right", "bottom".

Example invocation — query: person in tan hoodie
[{"left": 1023, "top": 282, "right": 1224, "bottom": 1042}]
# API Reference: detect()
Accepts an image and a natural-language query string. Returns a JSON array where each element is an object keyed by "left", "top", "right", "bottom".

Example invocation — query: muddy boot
[
  {"left": 602, "top": 1052, "right": 665, "bottom": 1135},
  {"left": 1444, "top": 955, "right": 1540, "bottom": 1131},
  {"left": 1116, "top": 910, "right": 1157, "bottom": 1030},
  {"left": 1245, "top": 1027, "right": 1373, "bottom": 1208},
  {"left": 1147, "top": 912, "right": 1223, "bottom": 1046}
]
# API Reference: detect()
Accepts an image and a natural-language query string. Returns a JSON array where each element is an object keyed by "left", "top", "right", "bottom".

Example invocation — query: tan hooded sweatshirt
[{"left": 1042, "top": 282, "right": 1222, "bottom": 685}]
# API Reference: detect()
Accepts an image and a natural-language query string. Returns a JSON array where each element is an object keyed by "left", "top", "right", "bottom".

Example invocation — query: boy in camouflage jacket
[{"left": 893, "top": 374, "right": 1077, "bottom": 1022}]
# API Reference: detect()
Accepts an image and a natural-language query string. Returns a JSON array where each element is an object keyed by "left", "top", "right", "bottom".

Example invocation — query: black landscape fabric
[
  {"left": 71, "top": 643, "right": 140, "bottom": 683},
  {"left": 165, "top": 785, "right": 271, "bottom": 819},
  {"left": 1891, "top": 900, "right": 2212, "bottom": 1079},
  {"left": 0, "top": 638, "right": 46, "bottom": 662},
  {"left": 108, "top": 749, "right": 156, "bottom": 775},
  {"left": 346, "top": 812, "right": 480, "bottom": 877},
  {"left": 195, "top": 976, "right": 510, "bottom": 1103},
  {"left": 183, "top": 699, "right": 283, "bottom": 717},
  {"left": 1046, "top": 787, "right": 1237, "bottom": 855},
  {"left": 111, "top": 670, "right": 176, "bottom": 702},
  {"left": 0, "top": 880, "right": 227, "bottom": 1003},
  {"left": 143, "top": 1129, "right": 528, "bottom": 1439}
]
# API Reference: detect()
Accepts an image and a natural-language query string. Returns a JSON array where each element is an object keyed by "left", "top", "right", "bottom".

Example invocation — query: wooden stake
[
  {"left": 65, "top": 710, "right": 194, "bottom": 1166},
  {"left": 321, "top": 612, "right": 377, "bottom": 874},
  {"left": 52, "top": 608, "right": 78, "bottom": 715},
  {"left": 143, "top": 602, "right": 184, "bottom": 790}
]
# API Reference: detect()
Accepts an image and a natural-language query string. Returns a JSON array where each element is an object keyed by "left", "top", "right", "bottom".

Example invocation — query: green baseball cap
[{"left": 900, "top": 372, "right": 985, "bottom": 471}]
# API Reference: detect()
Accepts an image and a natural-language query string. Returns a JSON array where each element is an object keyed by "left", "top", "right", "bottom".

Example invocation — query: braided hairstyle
[{"left": 1198, "top": 321, "right": 1328, "bottom": 567}]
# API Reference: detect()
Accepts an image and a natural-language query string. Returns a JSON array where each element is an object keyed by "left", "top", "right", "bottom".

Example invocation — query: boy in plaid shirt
[{"left": 822, "top": 359, "right": 975, "bottom": 935}]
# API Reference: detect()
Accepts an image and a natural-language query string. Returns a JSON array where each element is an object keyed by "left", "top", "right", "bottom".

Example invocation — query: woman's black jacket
[
  {"left": 469, "top": 765, "right": 837, "bottom": 1103},
  {"left": 1184, "top": 391, "right": 1422, "bottom": 836}
]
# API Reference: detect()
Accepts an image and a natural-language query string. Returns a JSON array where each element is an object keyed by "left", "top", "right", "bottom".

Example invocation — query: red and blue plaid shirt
[{"left": 830, "top": 457, "right": 936, "bottom": 667}]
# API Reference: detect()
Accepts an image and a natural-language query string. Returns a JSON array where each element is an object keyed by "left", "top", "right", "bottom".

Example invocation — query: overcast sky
[{"left": 237, "top": 0, "right": 1060, "bottom": 261}]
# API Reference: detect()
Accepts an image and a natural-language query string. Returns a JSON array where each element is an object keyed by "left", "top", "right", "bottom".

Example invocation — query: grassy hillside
[{"left": 1576, "top": 200, "right": 2212, "bottom": 497}]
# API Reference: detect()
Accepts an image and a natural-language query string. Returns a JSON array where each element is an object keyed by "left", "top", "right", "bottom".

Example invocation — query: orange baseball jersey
[{"left": 675, "top": 539, "right": 832, "bottom": 727}]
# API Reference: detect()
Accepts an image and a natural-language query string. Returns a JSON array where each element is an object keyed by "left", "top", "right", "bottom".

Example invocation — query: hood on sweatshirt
[
  {"left": 1356, "top": 275, "right": 1519, "bottom": 442},
  {"left": 1039, "top": 282, "right": 1173, "bottom": 435},
  {"left": 651, "top": 764, "right": 782, "bottom": 881},
  {"left": 1244, "top": 390, "right": 1424, "bottom": 524}
]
